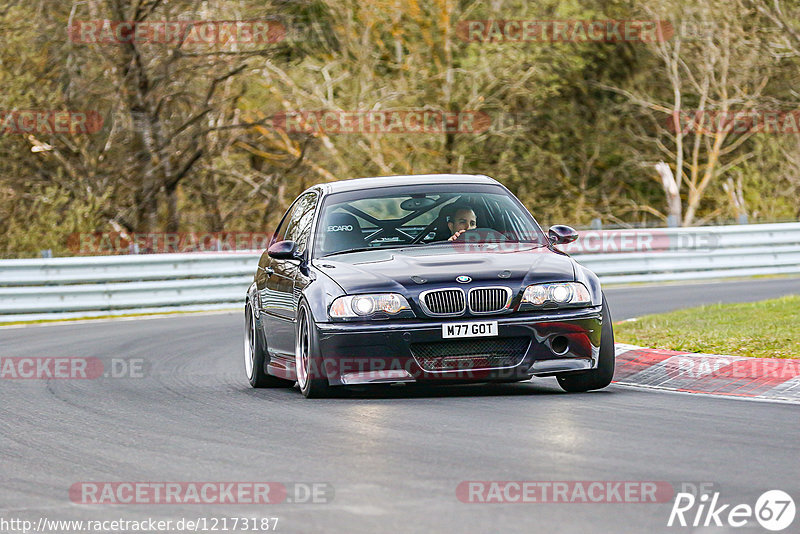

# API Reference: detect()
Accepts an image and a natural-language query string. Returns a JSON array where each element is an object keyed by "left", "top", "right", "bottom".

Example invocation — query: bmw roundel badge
[{"left": 456, "top": 275, "right": 472, "bottom": 284}]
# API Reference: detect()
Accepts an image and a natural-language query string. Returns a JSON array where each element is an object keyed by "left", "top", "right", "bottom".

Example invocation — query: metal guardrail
[
  {"left": 0, "top": 253, "right": 260, "bottom": 322},
  {"left": 0, "top": 222, "right": 798, "bottom": 322},
  {"left": 566, "top": 222, "right": 800, "bottom": 283}
]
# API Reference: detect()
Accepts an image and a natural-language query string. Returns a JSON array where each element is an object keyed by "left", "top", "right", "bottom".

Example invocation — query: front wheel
[
  {"left": 295, "top": 301, "right": 337, "bottom": 398},
  {"left": 245, "top": 302, "right": 294, "bottom": 388},
  {"left": 557, "top": 295, "right": 615, "bottom": 393}
]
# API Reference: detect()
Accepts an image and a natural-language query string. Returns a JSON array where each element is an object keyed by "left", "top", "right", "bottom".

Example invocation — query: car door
[
  {"left": 255, "top": 202, "right": 292, "bottom": 346},
  {"left": 263, "top": 191, "right": 319, "bottom": 357}
]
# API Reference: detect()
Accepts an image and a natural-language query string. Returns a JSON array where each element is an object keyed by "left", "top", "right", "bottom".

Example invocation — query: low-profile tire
[
  {"left": 295, "top": 301, "right": 337, "bottom": 399},
  {"left": 245, "top": 302, "right": 294, "bottom": 388},
  {"left": 557, "top": 295, "right": 615, "bottom": 393}
]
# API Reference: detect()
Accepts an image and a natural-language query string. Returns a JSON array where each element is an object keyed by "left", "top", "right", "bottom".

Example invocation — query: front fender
[
  {"left": 301, "top": 268, "right": 346, "bottom": 324},
  {"left": 573, "top": 262, "right": 603, "bottom": 307}
]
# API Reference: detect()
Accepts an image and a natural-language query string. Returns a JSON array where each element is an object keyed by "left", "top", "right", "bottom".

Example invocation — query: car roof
[{"left": 312, "top": 174, "right": 500, "bottom": 195}]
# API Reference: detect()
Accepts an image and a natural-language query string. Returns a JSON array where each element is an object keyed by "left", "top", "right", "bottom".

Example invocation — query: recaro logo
[{"left": 327, "top": 225, "right": 353, "bottom": 232}]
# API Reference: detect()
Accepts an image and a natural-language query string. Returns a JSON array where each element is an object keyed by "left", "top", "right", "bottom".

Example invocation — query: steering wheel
[{"left": 450, "top": 227, "right": 508, "bottom": 243}]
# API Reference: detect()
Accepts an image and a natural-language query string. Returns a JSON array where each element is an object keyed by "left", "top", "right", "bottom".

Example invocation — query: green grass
[{"left": 615, "top": 295, "right": 800, "bottom": 359}]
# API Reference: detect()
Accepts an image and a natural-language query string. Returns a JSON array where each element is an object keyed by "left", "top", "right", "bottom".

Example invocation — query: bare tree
[{"left": 601, "top": 0, "right": 775, "bottom": 225}]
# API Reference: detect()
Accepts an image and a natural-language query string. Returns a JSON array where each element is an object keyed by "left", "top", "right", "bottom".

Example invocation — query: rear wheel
[
  {"left": 245, "top": 302, "right": 294, "bottom": 388},
  {"left": 557, "top": 295, "right": 615, "bottom": 393},
  {"left": 296, "top": 301, "right": 337, "bottom": 398}
]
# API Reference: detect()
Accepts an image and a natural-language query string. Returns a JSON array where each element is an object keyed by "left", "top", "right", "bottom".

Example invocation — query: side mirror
[
  {"left": 548, "top": 225, "right": 579, "bottom": 245},
  {"left": 267, "top": 240, "right": 301, "bottom": 260}
]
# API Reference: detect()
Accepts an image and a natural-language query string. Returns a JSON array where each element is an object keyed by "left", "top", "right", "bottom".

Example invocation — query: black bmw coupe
[{"left": 244, "top": 174, "right": 614, "bottom": 398}]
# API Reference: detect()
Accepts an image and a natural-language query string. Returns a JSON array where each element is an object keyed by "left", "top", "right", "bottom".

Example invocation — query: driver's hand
[{"left": 448, "top": 230, "right": 466, "bottom": 242}]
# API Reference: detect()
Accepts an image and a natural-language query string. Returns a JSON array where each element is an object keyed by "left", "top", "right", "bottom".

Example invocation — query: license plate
[{"left": 441, "top": 321, "right": 498, "bottom": 339}]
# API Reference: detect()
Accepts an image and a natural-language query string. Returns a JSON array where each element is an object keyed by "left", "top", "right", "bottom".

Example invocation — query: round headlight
[
  {"left": 549, "top": 284, "right": 572, "bottom": 303},
  {"left": 352, "top": 296, "right": 375, "bottom": 315},
  {"left": 382, "top": 294, "right": 404, "bottom": 314},
  {"left": 528, "top": 285, "right": 547, "bottom": 305}
]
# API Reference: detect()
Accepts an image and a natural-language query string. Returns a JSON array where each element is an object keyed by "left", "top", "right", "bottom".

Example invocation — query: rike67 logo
[{"left": 668, "top": 489, "right": 795, "bottom": 531}]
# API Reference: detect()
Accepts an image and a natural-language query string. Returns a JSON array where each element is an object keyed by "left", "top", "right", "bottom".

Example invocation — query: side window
[
  {"left": 284, "top": 192, "right": 318, "bottom": 255},
  {"left": 271, "top": 205, "right": 296, "bottom": 245}
]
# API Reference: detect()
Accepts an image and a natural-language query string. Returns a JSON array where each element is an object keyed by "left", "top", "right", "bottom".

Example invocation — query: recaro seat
[{"left": 320, "top": 212, "right": 366, "bottom": 254}]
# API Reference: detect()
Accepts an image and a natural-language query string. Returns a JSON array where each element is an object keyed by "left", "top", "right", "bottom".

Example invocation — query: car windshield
[{"left": 313, "top": 183, "right": 547, "bottom": 257}]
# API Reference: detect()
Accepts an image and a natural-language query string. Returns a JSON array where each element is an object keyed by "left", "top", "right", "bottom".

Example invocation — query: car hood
[{"left": 312, "top": 243, "right": 576, "bottom": 294}]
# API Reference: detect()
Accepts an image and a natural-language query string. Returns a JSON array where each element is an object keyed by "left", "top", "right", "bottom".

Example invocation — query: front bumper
[{"left": 314, "top": 307, "right": 603, "bottom": 386}]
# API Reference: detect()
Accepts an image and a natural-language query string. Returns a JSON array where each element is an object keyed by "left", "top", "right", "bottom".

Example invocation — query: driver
[{"left": 447, "top": 205, "right": 477, "bottom": 241}]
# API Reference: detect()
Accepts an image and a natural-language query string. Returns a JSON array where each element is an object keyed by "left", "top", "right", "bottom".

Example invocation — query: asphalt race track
[
  {"left": 607, "top": 276, "right": 800, "bottom": 320},
  {"left": 1, "top": 278, "right": 799, "bottom": 533}
]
